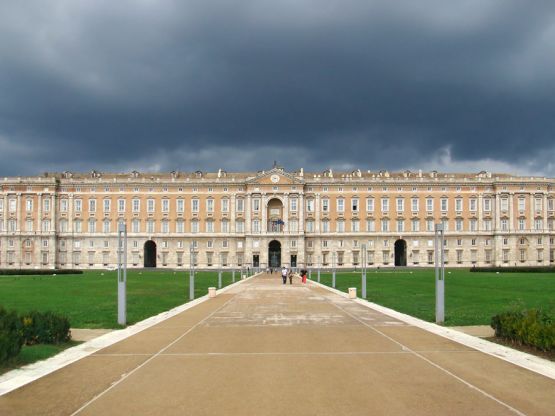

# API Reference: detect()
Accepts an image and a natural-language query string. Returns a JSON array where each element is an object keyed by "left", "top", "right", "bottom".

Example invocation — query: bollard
[
  {"left": 348, "top": 287, "right": 357, "bottom": 299},
  {"left": 208, "top": 287, "right": 217, "bottom": 298},
  {"left": 242, "top": 274, "right": 247, "bottom": 280}
]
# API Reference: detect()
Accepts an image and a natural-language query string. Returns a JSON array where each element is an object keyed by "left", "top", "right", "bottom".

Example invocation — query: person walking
[
  {"left": 288, "top": 269, "right": 293, "bottom": 285},
  {"left": 300, "top": 269, "right": 307, "bottom": 284},
  {"left": 281, "top": 266, "right": 288, "bottom": 284}
]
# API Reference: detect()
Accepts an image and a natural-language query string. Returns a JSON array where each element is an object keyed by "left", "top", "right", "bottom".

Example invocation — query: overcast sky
[{"left": 1, "top": 0, "right": 554, "bottom": 177}]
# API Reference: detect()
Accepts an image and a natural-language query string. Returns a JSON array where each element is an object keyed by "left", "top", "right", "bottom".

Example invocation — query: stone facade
[{"left": 0, "top": 167, "right": 554, "bottom": 269}]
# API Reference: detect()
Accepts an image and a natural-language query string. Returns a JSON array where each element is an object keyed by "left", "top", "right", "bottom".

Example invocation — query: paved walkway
[{"left": 1, "top": 274, "right": 554, "bottom": 415}]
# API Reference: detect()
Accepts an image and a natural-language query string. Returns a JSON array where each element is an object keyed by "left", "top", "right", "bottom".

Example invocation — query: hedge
[
  {"left": 491, "top": 309, "right": 555, "bottom": 352},
  {"left": 471, "top": 266, "right": 555, "bottom": 273},
  {"left": 21, "top": 311, "right": 71, "bottom": 345},
  {"left": 0, "top": 269, "right": 83, "bottom": 276},
  {"left": 0, "top": 307, "right": 24, "bottom": 364}
]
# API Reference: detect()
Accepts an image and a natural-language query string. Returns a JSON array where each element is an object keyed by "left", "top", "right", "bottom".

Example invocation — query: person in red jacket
[{"left": 300, "top": 269, "right": 307, "bottom": 284}]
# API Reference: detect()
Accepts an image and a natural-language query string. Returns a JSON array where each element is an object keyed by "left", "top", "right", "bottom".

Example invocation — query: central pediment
[{"left": 246, "top": 168, "right": 303, "bottom": 185}]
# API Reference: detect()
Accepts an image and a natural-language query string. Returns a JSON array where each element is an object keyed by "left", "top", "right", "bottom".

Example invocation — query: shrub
[
  {"left": 21, "top": 311, "right": 71, "bottom": 345},
  {"left": 0, "top": 307, "right": 24, "bottom": 364},
  {"left": 471, "top": 266, "right": 555, "bottom": 273},
  {"left": 491, "top": 308, "right": 555, "bottom": 352},
  {"left": 0, "top": 269, "right": 83, "bottom": 276}
]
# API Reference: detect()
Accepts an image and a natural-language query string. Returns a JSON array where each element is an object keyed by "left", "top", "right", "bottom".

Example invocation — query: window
[
  {"left": 206, "top": 220, "right": 214, "bottom": 233},
  {"left": 381, "top": 219, "right": 389, "bottom": 232},
  {"left": 147, "top": 199, "right": 155, "bottom": 213},
  {"left": 337, "top": 198, "right": 345, "bottom": 213},
  {"left": 291, "top": 198, "right": 298, "bottom": 212},
  {"left": 321, "top": 199, "right": 328, "bottom": 212},
  {"left": 43, "top": 198, "right": 50, "bottom": 212},
  {"left": 352, "top": 198, "right": 359, "bottom": 212},
  {"left": 336, "top": 220, "right": 344, "bottom": 233},
  {"left": 535, "top": 198, "right": 542, "bottom": 211},
  {"left": 25, "top": 219, "right": 33, "bottom": 232},
  {"left": 132, "top": 199, "right": 140, "bottom": 213},
  {"left": 518, "top": 198, "right": 525, "bottom": 211},
  {"left": 74, "top": 220, "right": 82, "bottom": 233},
  {"left": 455, "top": 198, "right": 462, "bottom": 212},
  {"left": 381, "top": 198, "right": 389, "bottom": 212},
  {"left": 252, "top": 219, "right": 260, "bottom": 232},
  {"left": 103, "top": 199, "right": 111, "bottom": 213},
  {"left": 236, "top": 220, "right": 245, "bottom": 233},
  {"left": 501, "top": 219, "right": 508, "bottom": 231},
  {"left": 253, "top": 199, "right": 260, "bottom": 212},
  {"left": 75, "top": 199, "right": 82, "bottom": 212},
  {"left": 411, "top": 198, "right": 419, "bottom": 212},
  {"left": 470, "top": 219, "right": 477, "bottom": 231},
  {"left": 162, "top": 199, "right": 170, "bottom": 213},
  {"left": 147, "top": 219, "right": 155, "bottom": 233},
  {"left": 0, "top": 199, "right": 3, "bottom": 212},
  {"left": 366, "top": 219, "right": 375, "bottom": 232},
  {"left": 455, "top": 219, "right": 463, "bottom": 231},
  {"left": 518, "top": 218, "right": 525, "bottom": 230},
  {"left": 501, "top": 198, "right": 509, "bottom": 211},
  {"left": 440, "top": 198, "right": 448, "bottom": 212},
  {"left": 426, "top": 198, "right": 433, "bottom": 212},
  {"left": 221, "top": 199, "right": 229, "bottom": 213},
  {"left": 176, "top": 219, "right": 184, "bottom": 233},
  {"left": 177, "top": 199, "right": 184, "bottom": 213},
  {"left": 206, "top": 199, "right": 214, "bottom": 213},
  {"left": 366, "top": 198, "right": 374, "bottom": 212},
  {"left": 103, "top": 220, "right": 111, "bottom": 233},
  {"left": 191, "top": 220, "right": 199, "bottom": 233},
  {"left": 162, "top": 220, "right": 170, "bottom": 233},
  {"left": 118, "top": 199, "right": 125, "bottom": 213},
  {"left": 483, "top": 198, "right": 491, "bottom": 212},
  {"left": 469, "top": 198, "right": 477, "bottom": 211},
  {"left": 322, "top": 220, "right": 330, "bottom": 232},
  {"left": 396, "top": 198, "right": 404, "bottom": 212},
  {"left": 132, "top": 219, "right": 140, "bottom": 233},
  {"left": 411, "top": 219, "right": 420, "bottom": 232},
  {"left": 41, "top": 219, "right": 50, "bottom": 232},
  {"left": 535, "top": 219, "right": 543, "bottom": 230},
  {"left": 221, "top": 219, "right": 229, "bottom": 233},
  {"left": 236, "top": 198, "right": 244, "bottom": 212},
  {"left": 396, "top": 220, "right": 404, "bottom": 232},
  {"left": 25, "top": 199, "right": 33, "bottom": 212},
  {"left": 192, "top": 199, "right": 199, "bottom": 213},
  {"left": 483, "top": 219, "right": 492, "bottom": 231},
  {"left": 426, "top": 219, "right": 434, "bottom": 232},
  {"left": 306, "top": 199, "right": 314, "bottom": 212},
  {"left": 306, "top": 220, "right": 315, "bottom": 232},
  {"left": 351, "top": 219, "right": 360, "bottom": 232}
]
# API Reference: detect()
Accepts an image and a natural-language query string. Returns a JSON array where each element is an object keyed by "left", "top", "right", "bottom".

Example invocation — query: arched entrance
[
  {"left": 394, "top": 239, "right": 407, "bottom": 267},
  {"left": 144, "top": 240, "right": 157, "bottom": 268},
  {"left": 268, "top": 240, "right": 281, "bottom": 268}
]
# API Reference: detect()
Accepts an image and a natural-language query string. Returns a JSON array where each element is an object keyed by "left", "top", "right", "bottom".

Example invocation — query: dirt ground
[{"left": 1, "top": 274, "right": 554, "bottom": 416}]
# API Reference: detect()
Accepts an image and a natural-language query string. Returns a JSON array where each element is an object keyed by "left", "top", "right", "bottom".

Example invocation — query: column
[
  {"left": 261, "top": 193, "right": 267, "bottom": 233},
  {"left": 283, "top": 193, "right": 289, "bottom": 233},
  {"left": 315, "top": 193, "right": 321, "bottom": 233},
  {"left": 246, "top": 194, "right": 252, "bottom": 233},
  {"left": 16, "top": 193, "right": 21, "bottom": 232}
]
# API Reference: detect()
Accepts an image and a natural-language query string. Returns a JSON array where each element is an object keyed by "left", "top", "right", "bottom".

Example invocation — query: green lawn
[
  {"left": 313, "top": 269, "right": 555, "bottom": 326},
  {"left": 0, "top": 342, "right": 81, "bottom": 375},
  {"left": 0, "top": 270, "right": 242, "bottom": 329}
]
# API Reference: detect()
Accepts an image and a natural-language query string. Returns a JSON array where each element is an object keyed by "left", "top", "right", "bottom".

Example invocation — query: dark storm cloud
[{"left": 0, "top": 0, "right": 554, "bottom": 176}]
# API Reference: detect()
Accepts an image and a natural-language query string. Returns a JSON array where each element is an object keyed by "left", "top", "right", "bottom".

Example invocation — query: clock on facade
[{"left": 270, "top": 174, "right": 280, "bottom": 183}]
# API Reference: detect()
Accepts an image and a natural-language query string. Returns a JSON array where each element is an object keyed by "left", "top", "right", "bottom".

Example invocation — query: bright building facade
[{"left": 0, "top": 167, "right": 554, "bottom": 269}]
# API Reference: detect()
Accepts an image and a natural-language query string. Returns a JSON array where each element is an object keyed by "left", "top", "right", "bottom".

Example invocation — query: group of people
[{"left": 278, "top": 266, "right": 307, "bottom": 285}]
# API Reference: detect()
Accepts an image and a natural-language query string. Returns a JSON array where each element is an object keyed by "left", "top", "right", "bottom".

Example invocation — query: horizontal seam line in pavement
[
  {"left": 70, "top": 295, "right": 237, "bottom": 416},
  {"left": 325, "top": 293, "right": 528, "bottom": 416},
  {"left": 90, "top": 350, "right": 476, "bottom": 357}
]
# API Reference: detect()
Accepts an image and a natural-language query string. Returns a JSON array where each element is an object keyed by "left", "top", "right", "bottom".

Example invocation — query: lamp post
[
  {"left": 189, "top": 243, "right": 195, "bottom": 301},
  {"left": 332, "top": 252, "right": 336, "bottom": 288},
  {"left": 361, "top": 244, "right": 367, "bottom": 299},
  {"left": 117, "top": 222, "right": 127, "bottom": 326},
  {"left": 435, "top": 223, "right": 445, "bottom": 324}
]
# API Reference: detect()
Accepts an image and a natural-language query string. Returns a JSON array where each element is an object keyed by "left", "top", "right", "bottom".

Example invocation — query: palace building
[{"left": 0, "top": 166, "right": 554, "bottom": 270}]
